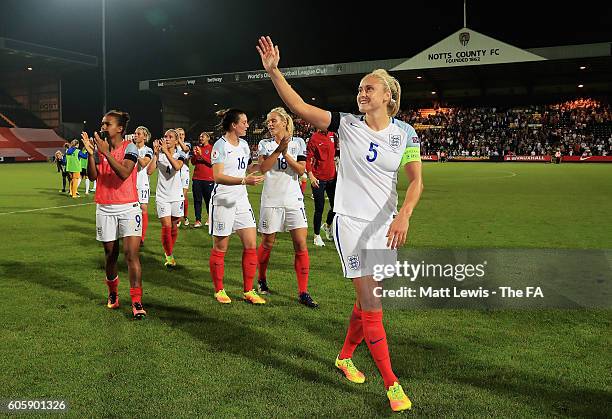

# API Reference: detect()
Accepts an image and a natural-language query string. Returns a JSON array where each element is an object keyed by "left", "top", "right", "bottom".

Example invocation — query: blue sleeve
[
  {"left": 298, "top": 138, "right": 307, "bottom": 157},
  {"left": 258, "top": 140, "right": 269, "bottom": 157},
  {"left": 211, "top": 140, "right": 226, "bottom": 164},
  {"left": 124, "top": 143, "right": 139, "bottom": 163},
  {"left": 242, "top": 141, "right": 253, "bottom": 165},
  {"left": 78, "top": 150, "right": 88, "bottom": 159},
  {"left": 398, "top": 121, "right": 421, "bottom": 165},
  {"left": 66, "top": 147, "right": 77, "bottom": 155}
]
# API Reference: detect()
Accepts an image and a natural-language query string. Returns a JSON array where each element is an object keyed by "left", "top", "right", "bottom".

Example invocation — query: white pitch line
[
  {"left": 8, "top": 171, "right": 514, "bottom": 215},
  {"left": 0, "top": 202, "right": 95, "bottom": 216}
]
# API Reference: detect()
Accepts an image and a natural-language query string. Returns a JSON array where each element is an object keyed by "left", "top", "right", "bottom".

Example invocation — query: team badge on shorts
[
  {"left": 216, "top": 222, "right": 225, "bottom": 232},
  {"left": 389, "top": 134, "right": 401, "bottom": 151},
  {"left": 347, "top": 255, "right": 360, "bottom": 271},
  {"left": 262, "top": 220, "right": 268, "bottom": 229}
]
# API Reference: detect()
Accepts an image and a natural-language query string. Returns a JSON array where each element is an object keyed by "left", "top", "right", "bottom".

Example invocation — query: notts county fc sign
[{"left": 390, "top": 28, "right": 546, "bottom": 71}]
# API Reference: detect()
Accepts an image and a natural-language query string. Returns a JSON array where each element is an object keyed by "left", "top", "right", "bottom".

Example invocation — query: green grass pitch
[{"left": 0, "top": 162, "right": 610, "bottom": 417}]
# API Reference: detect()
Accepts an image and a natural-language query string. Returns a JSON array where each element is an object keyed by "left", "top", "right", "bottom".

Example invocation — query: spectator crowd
[{"left": 243, "top": 98, "right": 611, "bottom": 158}]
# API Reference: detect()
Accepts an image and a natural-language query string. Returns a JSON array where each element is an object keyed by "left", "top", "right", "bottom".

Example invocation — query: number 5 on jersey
[{"left": 367, "top": 142, "right": 379, "bottom": 162}]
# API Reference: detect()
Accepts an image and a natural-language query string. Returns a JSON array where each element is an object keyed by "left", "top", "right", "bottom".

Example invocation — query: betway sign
[{"left": 391, "top": 28, "right": 546, "bottom": 71}]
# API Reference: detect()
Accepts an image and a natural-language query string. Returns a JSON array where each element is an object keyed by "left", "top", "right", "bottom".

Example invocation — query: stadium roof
[
  {"left": 0, "top": 37, "right": 97, "bottom": 74},
  {"left": 139, "top": 28, "right": 611, "bottom": 110}
]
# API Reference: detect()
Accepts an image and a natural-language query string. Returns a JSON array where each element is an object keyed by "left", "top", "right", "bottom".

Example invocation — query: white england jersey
[
  {"left": 328, "top": 112, "right": 421, "bottom": 222},
  {"left": 180, "top": 143, "right": 191, "bottom": 177},
  {"left": 136, "top": 145, "right": 153, "bottom": 188},
  {"left": 258, "top": 137, "right": 306, "bottom": 208},
  {"left": 156, "top": 149, "right": 186, "bottom": 203},
  {"left": 210, "top": 137, "right": 251, "bottom": 207}
]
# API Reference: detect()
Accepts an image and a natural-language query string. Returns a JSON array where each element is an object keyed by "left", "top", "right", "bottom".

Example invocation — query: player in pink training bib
[{"left": 81, "top": 110, "right": 147, "bottom": 320}]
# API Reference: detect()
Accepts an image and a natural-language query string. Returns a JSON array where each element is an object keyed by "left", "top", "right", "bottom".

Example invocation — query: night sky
[{"left": 1, "top": 0, "right": 611, "bottom": 135}]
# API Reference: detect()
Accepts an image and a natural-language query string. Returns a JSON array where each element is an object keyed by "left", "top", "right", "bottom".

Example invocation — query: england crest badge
[{"left": 389, "top": 134, "right": 401, "bottom": 151}]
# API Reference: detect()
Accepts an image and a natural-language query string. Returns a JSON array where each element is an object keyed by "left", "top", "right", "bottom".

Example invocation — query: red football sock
[
  {"left": 129, "top": 287, "right": 142, "bottom": 304},
  {"left": 184, "top": 197, "right": 189, "bottom": 217},
  {"left": 105, "top": 276, "right": 119, "bottom": 294},
  {"left": 339, "top": 304, "right": 364, "bottom": 359},
  {"left": 171, "top": 225, "right": 178, "bottom": 248},
  {"left": 362, "top": 310, "right": 398, "bottom": 388},
  {"left": 141, "top": 211, "right": 149, "bottom": 243},
  {"left": 242, "top": 248, "right": 257, "bottom": 292},
  {"left": 210, "top": 249, "right": 225, "bottom": 292},
  {"left": 161, "top": 226, "right": 173, "bottom": 256},
  {"left": 294, "top": 249, "right": 310, "bottom": 294},
  {"left": 257, "top": 244, "right": 272, "bottom": 281}
]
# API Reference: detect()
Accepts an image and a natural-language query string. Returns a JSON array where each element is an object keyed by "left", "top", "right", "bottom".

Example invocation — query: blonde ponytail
[
  {"left": 267, "top": 106, "right": 294, "bottom": 137},
  {"left": 361, "top": 69, "right": 401, "bottom": 117}
]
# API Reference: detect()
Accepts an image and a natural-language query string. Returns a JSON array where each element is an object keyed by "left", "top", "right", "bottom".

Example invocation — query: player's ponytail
[
  {"left": 267, "top": 107, "right": 294, "bottom": 137},
  {"left": 216, "top": 108, "right": 246, "bottom": 133},
  {"left": 361, "top": 69, "right": 401, "bottom": 117},
  {"left": 199, "top": 131, "right": 211, "bottom": 144},
  {"left": 135, "top": 126, "right": 151, "bottom": 141},
  {"left": 163, "top": 129, "right": 180, "bottom": 150},
  {"left": 105, "top": 110, "right": 131, "bottom": 135}
]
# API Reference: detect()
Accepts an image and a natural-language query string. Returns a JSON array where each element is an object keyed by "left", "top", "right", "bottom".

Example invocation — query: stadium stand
[
  {"left": 0, "top": 89, "right": 48, "bottom": 129},
  {"left": 0, "top": 79, "right": 68, "bottom": 162},
  {"left": 0, "top": 37, "right": 97, "bottom": 162},
  {"left": 239, "top": 99, "right": 611, "bottom": 159},
  {"left": 0, "top": 128, "right": 66, "bottom": 162},
  {"left": 405, "top": 99, "right": 611, "bottom": 157},
  {"left": 0, "top": 115, "right": 11, "bottom": 128},
  {"left": 0, "top": 88, "right": 65, "bottom": 161}
]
